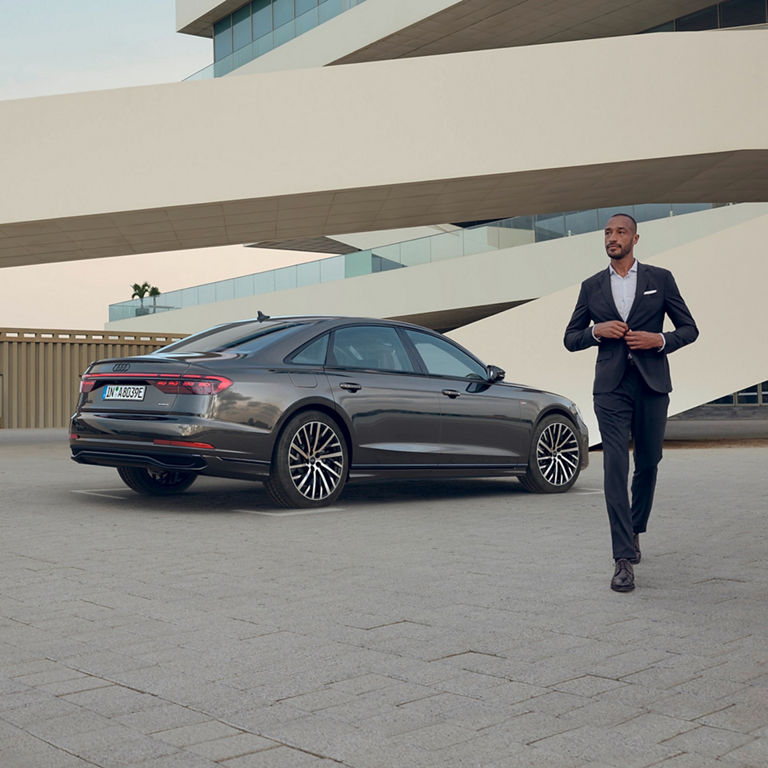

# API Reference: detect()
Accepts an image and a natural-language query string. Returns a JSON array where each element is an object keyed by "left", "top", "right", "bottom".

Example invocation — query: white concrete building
[{"left": 1, "top": 0, "right": 767, "bottom": 438}]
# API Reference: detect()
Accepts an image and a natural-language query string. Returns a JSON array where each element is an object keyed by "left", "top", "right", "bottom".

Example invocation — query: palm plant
[
  {"left": 148, "top": 285, "right": 161, "bottom": 313},
  {"left": 131, "top": 281, "right": 151, "bottom": 308}
]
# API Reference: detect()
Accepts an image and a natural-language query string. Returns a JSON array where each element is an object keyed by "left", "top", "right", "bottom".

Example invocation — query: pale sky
[{"left": 0, "top": 1, "right": 329, "bottom": 330}]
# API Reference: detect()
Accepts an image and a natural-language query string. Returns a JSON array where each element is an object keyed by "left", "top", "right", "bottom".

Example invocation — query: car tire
[
  {"left": 117, "top": 466, "right": 197, "bottom": 495},
  {"left": 265, "top": 410, "right": 348, "bottom": 508},
  {"left": 519, "top": 414, "right": 581, "bottom": 493}
]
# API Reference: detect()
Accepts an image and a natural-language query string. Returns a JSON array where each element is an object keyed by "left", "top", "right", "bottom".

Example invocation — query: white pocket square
[{"left": 643, "top": 289, "right": 657, "bottom": 295}]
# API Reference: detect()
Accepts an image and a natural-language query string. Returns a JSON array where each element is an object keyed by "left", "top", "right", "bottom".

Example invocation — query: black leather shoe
[
  {"left": 628, "top": 533, "right": 641, "bottom": 565},
  {"left": 611, "top": 558, "right": 635, "bottom": 592}
]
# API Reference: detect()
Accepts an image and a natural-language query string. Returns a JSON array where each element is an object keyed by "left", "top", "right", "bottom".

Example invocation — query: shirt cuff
[
  {"left": 591, "top": 326, "right": 601, "bottom": 343},
  {"left": 657, "top": 333, "right": 666, "bottom": 351}
]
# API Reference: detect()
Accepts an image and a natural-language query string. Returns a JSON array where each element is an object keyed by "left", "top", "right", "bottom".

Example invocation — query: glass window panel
[
  {"left": 296, "top": 260, "right": 321, "bottom": 287},
  {"left": 254, "top": 270, "right": 276, "bottom": 294},
  {"left": 255, "top": 31, "right": 275, "bottom": 55},
  {"left": 633, "top": 204, "right": 670, "bottom": 223},
  {"left": 371, "top": 253, "right": 404, "bottom": 272},
  {"left": 215, "top": 279, "right": 235, "bottom": 303},
  {"left": 252, "top": 0, "right": 272, "bottom": 39},
  {"left": 296, "top": 6, "right": 319, "bottom": 34},
  {"left": 234, "top": 274, "right": 256, "bottom": 299},
  {"left": 296, "top": 0, "right": 318, "bottom": 14},
  {"left": 399, "top": 238, "right": 430, "bottom": 267},
  {"left": 213, "top": 17, "right": 232, "bottom": 60},
  {"left": 737, "top": 385, "right": 759, "bottom": 404},
  {"left": 430, "top": 232, "right": 462, "bottom": 261},
  {"left": 274, "top": 18, "right": 295, "bottom": 45},
  {"left": 274, "top": 265, "right": 298, "bottom": 292},
  {"left": 214, "top": 56, "right": 235, "bottom": 77},
  {"left": 565, "top": 209, "right": 599, "bottom": 235},
  {"left": 709, "top": 393, "right": 735, "bottom": 405},
  {"left": 676, "top": 6, "right": 718, "bottom": 30},
  {"left": 273, "top": 0, "right": 294, "bottom": 27},
  {"left": 180, "top": 287, "right": 198, "bottom": 307},
  {"left": 534, "top": 213, "right": 565, "bottom": 241},
  {"left": 502, "top": 215, "right": 534, "bottom": 232},
  {"left": 331, "top": 326, "right": 414, "bottom": 372},
  {"left": 232, "top": 4, "right": 252, "bottom": 50},
  {"left": 319, "top": 255, "right": 345, "bottom": 282},
  {"left": 671, "top": 203, "right": 711, "bottom": 216},
  {"left": 462, "top": 227, "right": 496, "bottom": 256},
  {"left": 319, "top": 0, "right": 344, "bottom": 23},
  {"left": 233, "top": 43, "right": 254, "bottom": 68},
  {"left": 597, "top": 208, "right": 621, "bottom": 229},
  {"left": 198, "top": 283, "right": 216, "bottom": 305},
  {"left": 643, "top": 21, "right": 675, "bottom": 32},
  {"left": 344, "top": 251, "right": 373, "bottom": 277},
  {"left": 372, "top": 242, "right": 402, "bottom": 265},
  {"left": 290, "top": 333, "right": 329, "bottom": 365},
  {"left": 720, "top": 0, "right": 766, "bottom": 26},
  {"left": 405, "top": 330, "right": 487, "bottom": 379}
]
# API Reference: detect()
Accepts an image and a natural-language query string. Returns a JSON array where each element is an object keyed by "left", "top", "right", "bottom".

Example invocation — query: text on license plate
[{"left": 102, "top": 384, "right": 146, "bottom": 401}]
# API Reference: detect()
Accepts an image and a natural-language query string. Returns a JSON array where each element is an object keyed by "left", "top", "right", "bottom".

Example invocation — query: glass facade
[
  {"left": 109, "top": 203, "right": 719, "bottom": 322},
  {"left": 195, "top": 0, "right": 368, "bottom": 79},
  {"left": 644, "top": 0, "right": 767, "bottom": 32}
]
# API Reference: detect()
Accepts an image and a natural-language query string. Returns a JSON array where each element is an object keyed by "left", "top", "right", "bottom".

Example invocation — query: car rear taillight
[
  {"left": 153, "top": 376, "right": 232, "bottom": 395},
  {"left": 79, "top": 373, "right": 232, "bottom": 395}
]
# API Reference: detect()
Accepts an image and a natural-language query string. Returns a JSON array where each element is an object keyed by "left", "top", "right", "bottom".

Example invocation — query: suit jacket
[{"left": 564, "top": 262, "right": 699, "bottom": 394}]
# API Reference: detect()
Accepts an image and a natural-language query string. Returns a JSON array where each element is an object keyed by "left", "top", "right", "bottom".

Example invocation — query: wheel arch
[{"left": 270, "top": 398, "right": 353, "bottom": 466}]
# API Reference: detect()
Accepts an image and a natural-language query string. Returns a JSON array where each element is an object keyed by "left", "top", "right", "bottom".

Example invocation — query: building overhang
[{"left": 1, "top": 30, "right": 767, "bottom": 269}]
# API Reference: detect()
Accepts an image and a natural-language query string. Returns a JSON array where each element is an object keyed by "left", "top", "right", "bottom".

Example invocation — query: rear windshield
[{"left": 156, "top": 320, "right": 312, "bottom": 355}]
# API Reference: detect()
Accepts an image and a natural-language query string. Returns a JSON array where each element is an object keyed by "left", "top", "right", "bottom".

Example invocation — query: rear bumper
[{"left": 70, "top": 445, "right": 271, "bottom": 480}]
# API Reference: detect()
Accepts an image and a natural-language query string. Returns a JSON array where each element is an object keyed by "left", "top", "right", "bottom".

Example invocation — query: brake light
[
  {"left": 79, "top": 373, "right": 232, "bottom": 395},
  {"left": 153, "top": 376, "right": 232, "bottom": 395}
]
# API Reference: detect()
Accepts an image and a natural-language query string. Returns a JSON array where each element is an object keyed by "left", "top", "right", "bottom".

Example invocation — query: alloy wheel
[{"left": 287, "top": 420, "right": 345, "bottom": 501}]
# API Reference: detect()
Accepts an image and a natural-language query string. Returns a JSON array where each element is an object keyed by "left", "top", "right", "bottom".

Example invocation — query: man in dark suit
[{"left": 564, "top": 213, "right": 698, "bottom": 592}]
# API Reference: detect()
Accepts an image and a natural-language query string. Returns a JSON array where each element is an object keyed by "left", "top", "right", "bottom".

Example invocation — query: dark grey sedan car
[{"left": 70, "top": 315, "right": 588, "bottom": 507}]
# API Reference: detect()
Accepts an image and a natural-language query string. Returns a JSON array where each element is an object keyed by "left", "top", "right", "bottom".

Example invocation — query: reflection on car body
[{"left": 70, "top": 315, "right": 588, "bottom": 508}]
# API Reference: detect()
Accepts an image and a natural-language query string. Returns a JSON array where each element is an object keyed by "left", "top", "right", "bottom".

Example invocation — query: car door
[
  {"left": 324, "top": 324, "right": 444, "bottom": 468},
  {"left": 402, "top": 329, "right": 529, "bottom": 466}
]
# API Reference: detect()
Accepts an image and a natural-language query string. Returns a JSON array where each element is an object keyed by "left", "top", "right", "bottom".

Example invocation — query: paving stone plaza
[{"left": 0, "top": 430, "right": 766, "bottom": 767}]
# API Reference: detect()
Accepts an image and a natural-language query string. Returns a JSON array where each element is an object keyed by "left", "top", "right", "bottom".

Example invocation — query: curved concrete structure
[{"left": 1, "top": 29, "right": 767, "bottom": 268}]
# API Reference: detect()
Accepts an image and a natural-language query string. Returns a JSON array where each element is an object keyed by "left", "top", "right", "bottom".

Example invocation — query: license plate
[{"left": 102, "top": 384, "right": 146, "bottom": 401}]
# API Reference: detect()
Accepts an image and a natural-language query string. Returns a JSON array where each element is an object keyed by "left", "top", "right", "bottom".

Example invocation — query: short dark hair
[{"left": 608, "top": 212, "right": 638, "bottom": 232}]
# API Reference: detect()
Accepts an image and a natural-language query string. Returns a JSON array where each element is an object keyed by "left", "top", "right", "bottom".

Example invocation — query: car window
[
  {"left": 288, "top": 334, "right": 329, "bottom": 365},
  {"left": 404, "top": 329, "right": 487, "bottom": 379},
  {"left": 159, "top": 321, "right": 310, "bottom": 354},
  {"left": 331, "top": 326, "right": 415, "bottom": 373}
]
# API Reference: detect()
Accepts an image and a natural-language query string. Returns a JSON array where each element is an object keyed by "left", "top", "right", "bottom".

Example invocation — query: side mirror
[{"left": 486, "top": 364, "right": 505, "bottom": 383}]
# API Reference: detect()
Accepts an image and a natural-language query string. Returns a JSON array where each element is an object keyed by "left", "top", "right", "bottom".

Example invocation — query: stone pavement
[{"left": 0, "top": 430, "right": 767, "bottom": 768}]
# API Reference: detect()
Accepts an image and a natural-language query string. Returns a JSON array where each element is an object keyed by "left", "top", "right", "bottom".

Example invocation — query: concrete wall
[{"left": 2, "top": 30, "right": 767, "bottom": 268}]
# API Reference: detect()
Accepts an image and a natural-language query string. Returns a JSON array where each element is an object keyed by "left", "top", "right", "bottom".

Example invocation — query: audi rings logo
[{"left": 112, "top": 362, "right": 131, "bottom": 372}]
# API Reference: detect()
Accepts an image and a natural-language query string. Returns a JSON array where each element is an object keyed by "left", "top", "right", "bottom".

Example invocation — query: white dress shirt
[{"left": 592, "top": 260, "right": 665, "bottom": 350}]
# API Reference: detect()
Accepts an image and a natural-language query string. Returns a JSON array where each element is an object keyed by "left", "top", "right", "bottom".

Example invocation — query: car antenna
[{"left": 257, "top": 310, "right": 270, "bottom": 322}]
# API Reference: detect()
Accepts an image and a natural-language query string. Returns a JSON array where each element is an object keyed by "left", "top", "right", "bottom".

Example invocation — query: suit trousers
[{"left": 593, "top": 362, "right": 669, "bottom": 561}]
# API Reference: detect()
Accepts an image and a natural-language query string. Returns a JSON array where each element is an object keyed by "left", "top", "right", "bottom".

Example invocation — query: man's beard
[{"left": 606, "top": 245, "right": 632, "bottom": 260}]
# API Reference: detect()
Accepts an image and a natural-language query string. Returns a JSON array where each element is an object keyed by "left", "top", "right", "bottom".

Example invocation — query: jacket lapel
[
  {"left": 599, "top": 268, "right": 622, "bottom": 320},
  {"left": 626, "top": 262, "right": 649, "bottom": 325}
]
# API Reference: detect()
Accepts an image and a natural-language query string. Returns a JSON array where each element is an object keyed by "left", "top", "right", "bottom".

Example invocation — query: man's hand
[
  {"left": 625, "top": 330, "right": 664, "bottom": 350},
  {"left": 593, "top": 321, "right": 628, "bottom": 340}
]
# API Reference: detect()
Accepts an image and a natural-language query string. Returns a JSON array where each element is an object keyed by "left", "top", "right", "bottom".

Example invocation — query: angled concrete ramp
[
  {"left": 449, "top": 210, "right": 768, "bottom": 445},
  {"left": 1, "top": 29, "right": 767, "bottom": 268}
]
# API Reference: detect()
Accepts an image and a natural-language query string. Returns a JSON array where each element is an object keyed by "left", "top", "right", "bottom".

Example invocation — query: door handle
[
  {"left": 339, "top": 382, "right": 361, "bottom": 392},
  {"left": 442, "top": 389, "right": 460, "bottom": 398}
]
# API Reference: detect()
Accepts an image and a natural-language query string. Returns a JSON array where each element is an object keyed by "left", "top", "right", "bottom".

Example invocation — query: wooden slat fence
[{"left": 0, "top": 328, "right": 184, "bottom": 429}]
